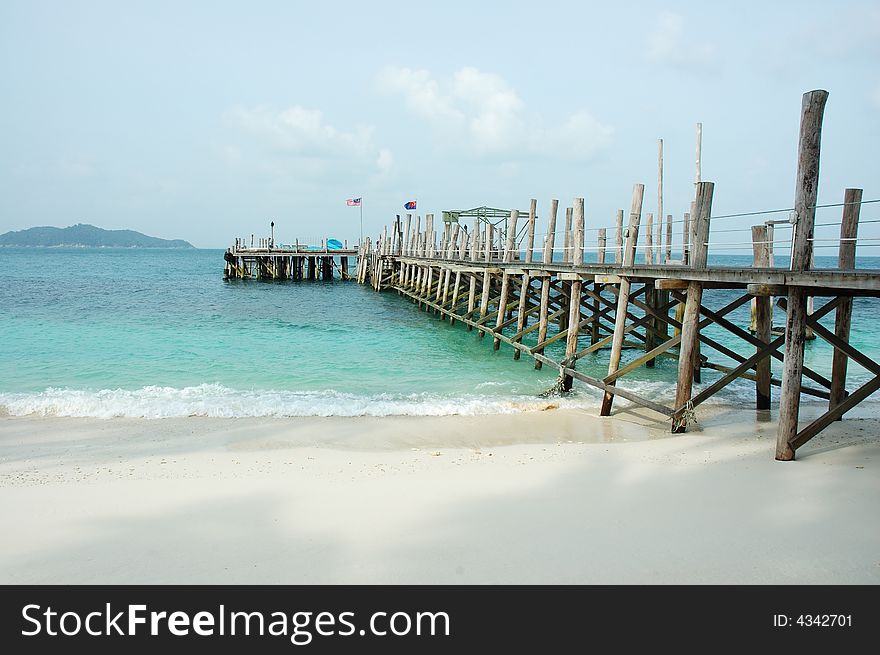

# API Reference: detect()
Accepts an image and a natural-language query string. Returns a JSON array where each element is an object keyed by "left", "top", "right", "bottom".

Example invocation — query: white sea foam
[
  {"left": 0, "top": 384, "right": 594, "bottom": 419},
  {"left": 5, "top": 376, "right": 868, "bottom": 419}
]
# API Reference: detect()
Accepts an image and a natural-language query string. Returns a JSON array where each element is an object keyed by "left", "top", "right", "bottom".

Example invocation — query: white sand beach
[{"left": 1, "top": 404, "right": 878, "bottom": 584}]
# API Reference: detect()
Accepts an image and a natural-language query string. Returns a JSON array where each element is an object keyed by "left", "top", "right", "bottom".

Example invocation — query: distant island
[{"left": 0, "top": 224, "right": 194, "bottom": 248}]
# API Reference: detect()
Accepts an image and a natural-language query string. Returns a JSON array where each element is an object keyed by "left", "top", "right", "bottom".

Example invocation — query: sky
[{"left": 1, "top": 0, "right": 878, "bottom": 249}]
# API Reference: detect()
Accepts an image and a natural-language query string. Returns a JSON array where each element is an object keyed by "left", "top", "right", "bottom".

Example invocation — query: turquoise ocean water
[{"left": 2, "top": 248, "right": 878, "bottom": 418}]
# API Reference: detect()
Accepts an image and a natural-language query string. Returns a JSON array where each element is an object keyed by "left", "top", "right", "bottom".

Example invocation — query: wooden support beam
[
  {"left": 752, "top": 224, "right": 773, "bottom": 409},
  {"left": 449, "top": 271, "right": 463, "bottom": 326},
  {"left": 600, "top": 183, "right": 644, "bottom": 416},
  {"left": 565, "top": 367, "right": 674, "bottom": 416},
  {"left": 466, "top": 219, "right": 479, "bottom": 330},
  {"left": 791, "top": 376, "right": 880, "bottom": 450},
  {"left": 702, "top": 362, "right": 830, "bottom": 400},
  {"left": 535, "top": 199, "right": 559, "bottom": 369},
  {"left": 687, "top": 335, "right": 786, "bottom": 412},
  {"left": 748, "top": 284, "right": 787, "bottom": 297},
  {"left": 606, "top": 333, "right": 683, "bottom": 384},
  {"left": 478, "top": 223, "right": 494, "bottom": 334},
  {"left": 494, "top": 210, "right": 519, "bottom": 349},
  {"left": 672, "top": 181, "right": 714, "bottom": 432},
  {"left": 615, "top": 209, "right": 624, "bottom": 264},
  {"left": 513, "top": 199, "right": 538, "bottom": 359},
  {"left": 665, "top": 214, "right": 673, "bottom": 264},
  {"left": 563, "top": 207, "right": 573, "bottom": 263},
  {"left": 829, "top": 188, "right": 862, "bottom": 415},
  {"left": 560, "top": 198, "right": 585, "bottom": 389},
  {"left": 655, "top": 278, "right": 690, "bottom": 290},
  {"left": 645, "top": 281, "right": 657, "bottom": 368},
  {"left": 777, "top": 89, "right": 828, "bottom": 461}
]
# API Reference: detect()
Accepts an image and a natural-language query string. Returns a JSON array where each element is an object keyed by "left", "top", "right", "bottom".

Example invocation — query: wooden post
[
  {"left": 525, "top": 198, "right": 536, "bottom": 263},
  {"left": 829, "top": 188, "right": 862, "bottom": 414},
  {"left": 658, "top": 138, "right": 664, "bottom": 260},
  {"left": 558, "top": 207, "right": 573, "bottom": 333},
  {"left": 695, "top": 122, "right": 702, "bottom": 189},
  {"left": 413, "top": 215, "right": 421, "bottom": 256},
  {"left": 776, "top": 89, "right": 828, "bottom": 461},
  {"left": 561, "top": 198, "right": 585, "bottom": 390},
  {"left": 683, "top": 210, "right": 691, "bottom": 265},
  {"left": 658, "top": 213, "right": 673, "bottom": 342},
  {"left": 494, "top": 210, "right": 519, "bottom": 350},
  {"left": 534, "top": 199, "right": 559, "bottom": 369},
  {"left": 466, "top": 219, "right": 479, "bottom": 331},
  {"left": 672, "top": 182, "right": 714, "bottom": 432},
  {"left": 752, "top": 225, "right": 773, "bottom": 409},
  {"left": 615, "top": 210, "right": 624, "bottom": 264},
  {"left": 592, "top": 228, "right": 606, "bottom": 345},
  {"left": 600, "top": 184, "right": 644, "bottom": 415},
  {"left": 514, "top": 199, "right": 538, "bottom": 360},
  {"left": 478, "top": 223, "right": 493, "bottom": 333},
  {"left": 563, "top": 208, "right": 573, "bottom": 263},
  {"left": 426, "top": 214, "right": 434, "bottom": 256},
  {"left": 687, "top": 200, "right": 700, "bottom": 382},
  {"left": 404, "top": 213, "right": 412, "bottom": 256},
  {"left": 644, "top": 187, "right": 657, "bottom": 363}
]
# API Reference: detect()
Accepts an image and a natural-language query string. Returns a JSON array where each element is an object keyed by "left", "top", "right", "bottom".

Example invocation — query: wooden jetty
[
  {"left": 223, "top": 90, "right": 879, "bottom": 460},
  {"left": 348, "top": 90, "right": 880, "bottom": 461},
  {"left": 224, "top": 237, "right": 357, "bottom": 281}
]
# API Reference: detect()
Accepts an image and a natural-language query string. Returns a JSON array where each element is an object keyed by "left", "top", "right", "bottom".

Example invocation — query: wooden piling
[
  {"left": 600, "top": 184, "right": 644, "bottom": 415},
  {"left": 478, "top": 223, "right": 493, "bottom": 334},
  {"left": 658, "top": 138, "right": 664, "bottom": 260},
  {"left": 562, "top": 198, "right": 585, "bottom": 390},
  {"left": 514, "top": 199, "right": 538, "bottom": 359},
  {"left": 776, "top": 89, "right": 828, "bottom": 461},
  {"left": 672, "top": 181, "right": 714, "bottom": 432},
  {"left": 591, "top": 228, "right": 606, "bottom": 344},
  {"left": 645, "top": 212, "right": 654, "bottom": 264},
  {"left": 615, "top": 209, "right": 624, "bottom": 264},
  {"left": 829, "top": 187, "right": 862, "bottom": 414},
  {"left": 534, "top": 199, "right": 559, "bottom": 370},
  {"left": 683, "top": 209, "right": 691, "bottom": 266},
  {"left": 466, "top": 219, "right": 479, "bottom": 331},
  {"left": 494, "top": 210, "right": 519, "bottom": 350},
  {"left": 751, "top": 224, "right": 773, "bottom": 409}
]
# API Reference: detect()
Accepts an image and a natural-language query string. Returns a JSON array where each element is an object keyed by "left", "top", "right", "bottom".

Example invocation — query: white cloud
[
  {"left": 378, "top": 66, "right": 612, "bottom": 161},
  {"left": 646, "top": 11, "right": 717, "bottom": 71},
  {"left": 230, "top": 105, "right": 392, "bottom": 177}
]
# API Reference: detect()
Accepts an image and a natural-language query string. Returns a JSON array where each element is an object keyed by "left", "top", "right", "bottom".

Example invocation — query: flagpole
[{"left": 359, "top": 200, "right": 363, "bottom": 246}]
